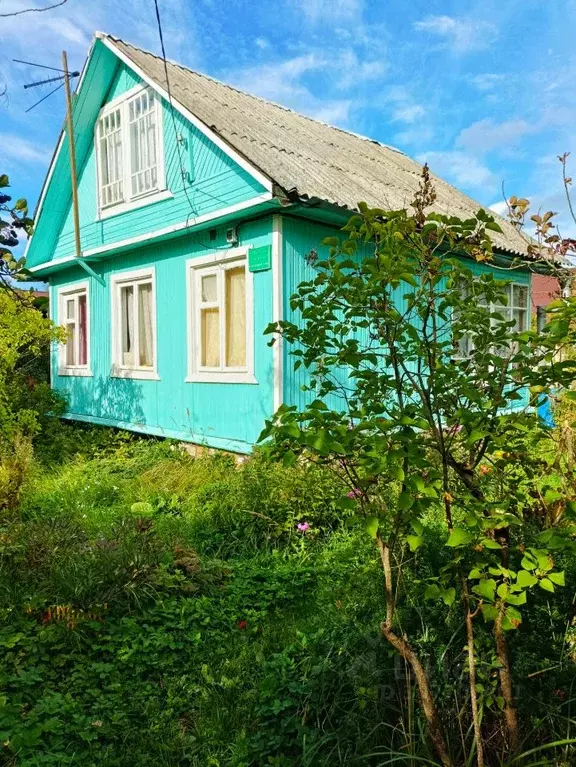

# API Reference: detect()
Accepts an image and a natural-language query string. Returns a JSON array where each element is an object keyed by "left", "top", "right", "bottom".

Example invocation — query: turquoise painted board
[
  {"left": 281, "top": 215, "right": 532, "bottom": 412},
  {"left": 27, "top": 43, "right": 266, "bottom": 269},
  {"left": 50, "top": 217, "right": 274, "bottom": 453}
]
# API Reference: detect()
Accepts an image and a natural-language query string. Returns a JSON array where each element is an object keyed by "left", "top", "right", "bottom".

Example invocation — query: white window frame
[
  {"left": 95, "top": 85, "right": 170, "bottom": 221},
  {"left": 57, "top": 281, "right": 92, "bottom": 376},
  {"left": 455, "top": 280, "right": 531, "bottom": 359},
  {"left": 111, "top": 267, "right": 159, "bottom": 380},
  {"left": 186, "top": 247, "right": 257, "bottom": 384}
]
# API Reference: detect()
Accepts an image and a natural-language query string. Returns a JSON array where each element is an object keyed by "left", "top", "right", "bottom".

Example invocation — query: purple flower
[
  {"left": 346, "top": 488, "right": 363, "bottom": 499},
  {"left": 297, "top": 522, "right": 310, "bottom": 532}
]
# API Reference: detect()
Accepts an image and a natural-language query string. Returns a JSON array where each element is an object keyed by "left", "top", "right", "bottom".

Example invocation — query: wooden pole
[{"left": 62, "top": 50, "right": 82, "bottom": 259}]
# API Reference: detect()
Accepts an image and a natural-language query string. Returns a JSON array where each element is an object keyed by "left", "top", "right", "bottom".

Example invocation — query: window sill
[
  {"left": 186, "top": 372, "right": 258, "bottom": 385},
  {"left": 58, "top": 367, "right": 93, "bottom": 377},
  {"left": 97, "top": 188, "right": 173, "bottom": 221},
  {"left": 111, "top": 367, "right": 160, "bottom": 381}
]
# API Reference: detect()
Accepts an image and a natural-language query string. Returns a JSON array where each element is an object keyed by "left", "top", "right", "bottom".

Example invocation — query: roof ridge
[{"left": 99, "top": 32, "right": 407, "bottom": 157}]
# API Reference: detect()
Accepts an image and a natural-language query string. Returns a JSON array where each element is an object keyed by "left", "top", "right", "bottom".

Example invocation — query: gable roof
[{"left": 100, "top": 33, "right": 532, "bottom": 258}]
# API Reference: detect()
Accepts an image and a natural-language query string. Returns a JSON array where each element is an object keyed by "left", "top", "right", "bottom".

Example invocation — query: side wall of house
[
  {"left": 49, "top": 217, "right": 275, "bottom": 453},
  {"left": 281, "top": 215, "right": 532, "bottom": 410}
]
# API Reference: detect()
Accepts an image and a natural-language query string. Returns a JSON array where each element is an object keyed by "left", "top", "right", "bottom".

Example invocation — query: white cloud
[
  {"left": 226, "top": 36, "right": 385, "bottom": 128},
  {"left": 393, "top": 126, "right": 434, "bottom": 146},
  {"left": 469, "top": 73, "right": 506, "bottom": 91},
  {"left": 0, "top": 135, "right": 49, "bottom": 166},
  {"left": 295, "top": 0, "right": 363, "bottom": 25},
  {"left": 414, "top": 15, "right": 498, "bottom": 53},
  {"left": 392, "top": 104, "right": 425, "bottom": 123},
  {"left": 255, "top": 37, "right": 270, "bottom": 50},
  {"left": 418, "top": 150, "right": 495, "bottom": 192},
  {"left": 456, "top": 118, "right": 532, "bottom": 155},
  {"left": 489, "top": 200, "right": 509, "bottom": 217},
  {"left": 227, "top": 54, "right": 352, "bottom": 125}
]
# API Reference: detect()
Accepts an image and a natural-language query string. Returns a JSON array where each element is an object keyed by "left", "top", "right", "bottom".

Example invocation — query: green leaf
[
  {"left": 481, "top": 604, "right": 498, "bottom": 622},
  {"left": 446, "top": 528, "right": 473, "bottom": 547},
  {"left": 441, "top": 587, "right": 456, "bottom": 606},
  {"left": 365, "top": 516, "right": 379, "bottom": 539},
  {"left": 406, "top": 534, "right": 423, "bottom": 552},
  {"left": 481, "top": 538, "right": 502, "bottom": 550},
  {"left": 503, "top": 606, "right": 522, "bottom": 630},
  {"left": 467, "top": 429, "right": 488, "bottom": 446},
  {"left": 473, "top": 579, "right": 496, "bottom": 602},
  {"left": 130, "top": 501, "right": 153, "bottom": 515},
  {"left": 424, "top": 584, "right": 441, "bottom": 600},
  {"left": 398, "top": 491, "right": 412, "bottom": 511},
  {"left": 548, "top": 571, "right": 565, "bottom": 587},
  {"left": 516, "top": 570, "right": 538, "bottom": 588},
  {"left": 505, "top": 591, "right": 527, "bottom": 606},
  {"left": 539, "top": 578, "right": 555, "bottom": 593},
  {"left": 282, "top": 450, "right": 297, "bottom": 467}
]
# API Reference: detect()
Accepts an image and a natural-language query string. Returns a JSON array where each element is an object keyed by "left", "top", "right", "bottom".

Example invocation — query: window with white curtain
[
  {"left": 112, "top": 269, "right": 157, "bottom": 379},
  {"left": 455, "top": 281, "right": 530, "bottom": 359},
  {"left": 96, "top": 86, "right": 164, "bottom": 214},
  {"left": 58, "top": 283, "right": 90, "bottom": 375},
  {"left": 187, "top": 251, "right": 256, "bottom": 384}
]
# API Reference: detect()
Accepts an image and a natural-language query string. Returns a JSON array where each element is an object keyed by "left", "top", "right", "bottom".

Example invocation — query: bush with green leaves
[{"left": 260, "top": 166, "right": 576, "bottom": 766}]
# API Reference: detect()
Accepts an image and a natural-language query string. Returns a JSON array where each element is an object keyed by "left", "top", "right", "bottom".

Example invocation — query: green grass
[{"left": 1, "top": 424, "right": 575, "bottom": 766}]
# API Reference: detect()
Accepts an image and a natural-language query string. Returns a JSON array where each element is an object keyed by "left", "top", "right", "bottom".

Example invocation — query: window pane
[
  {"left": 513, "top": 308, "right": 527, "bottom": 332},
  {"left": 513, "top": 285, "right": 528, "bottom": 308},
  {"left": 225, "top": 266, "right": 246, "bottom": 367},
  {"left": 99, "top": 109, "right": 124, "bottom": 207},
  {"left": 66, "top": 323, "right": 76, "bottom": 366},
  {"left": 201, "top": 274, "right": 217, "bottom": 302},
  {"left": 120, "top": 285, "right": 134, "bottom": 366},
  {"left": 201, "top": 308, "right": 220, "bottom": 367},
  {"left": 128, "top": 90, "right": 158, "bottom": 197},
  {"left": 78, "top": 294, "right": 87, "bottom": 366},
  {"left": 66, "top": 298, "right": 75, "bottom": 320},
  {"left": 138, "top": 282, "right": 154, "bottom": 367}
]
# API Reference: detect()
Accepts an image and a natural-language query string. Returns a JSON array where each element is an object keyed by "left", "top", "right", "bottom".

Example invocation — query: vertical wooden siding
[
  {"left": 281, "top": 215, "right": 532, "bottom": 412},
  {"left": 50, "top": 217, "right": 274, "bottom": 452}
]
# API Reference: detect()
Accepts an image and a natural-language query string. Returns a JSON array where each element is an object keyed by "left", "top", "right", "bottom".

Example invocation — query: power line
[{"left": 151, "top": 0, "right": 236, "bottom": 229}]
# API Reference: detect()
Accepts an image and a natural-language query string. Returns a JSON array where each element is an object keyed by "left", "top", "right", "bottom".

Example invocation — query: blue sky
[{"left": 1, "top": 0, "right": 575, "bottom": 249}]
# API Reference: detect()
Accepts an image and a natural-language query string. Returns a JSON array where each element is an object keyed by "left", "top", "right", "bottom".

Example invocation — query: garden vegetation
[{"left": 2, "top": 169, "right": 576, "bottom": 766}]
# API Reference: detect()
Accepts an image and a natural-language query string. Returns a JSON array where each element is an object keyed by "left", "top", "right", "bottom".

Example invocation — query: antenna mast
[
  {"left": 61, "top": 51, "right": 81, "bottom": 259},
  {"left": 16, "top": 54, "right": 82, "bottom": 259}
]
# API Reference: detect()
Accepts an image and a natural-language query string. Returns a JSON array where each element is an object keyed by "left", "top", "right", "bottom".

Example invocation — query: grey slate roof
[{"left": 107, "top": 34, "right": 532, "bottom": 257}]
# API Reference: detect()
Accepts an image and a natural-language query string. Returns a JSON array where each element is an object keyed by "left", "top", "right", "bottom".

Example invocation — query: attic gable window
[{"left": 96, "top": 86, "right": 165, "bottom": 217}]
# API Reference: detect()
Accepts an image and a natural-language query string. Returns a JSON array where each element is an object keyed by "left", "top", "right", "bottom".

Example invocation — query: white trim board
[{"left": 29, "top": 193, "right": 275, "bottom": 274}]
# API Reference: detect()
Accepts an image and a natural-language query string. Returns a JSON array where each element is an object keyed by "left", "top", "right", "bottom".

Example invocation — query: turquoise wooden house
[{"left": 27, "top": 33, "right": 534, "bottom": 453}]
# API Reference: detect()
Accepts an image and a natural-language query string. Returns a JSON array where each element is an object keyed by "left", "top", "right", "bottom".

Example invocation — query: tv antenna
[{"left": 15, "top": 53, "right": 82, "bottom": 259}]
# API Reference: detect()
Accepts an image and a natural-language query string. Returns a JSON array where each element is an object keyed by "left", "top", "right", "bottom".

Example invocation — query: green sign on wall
[{"left": 248, "top": 245, "right": 272, "bottom": 272}]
